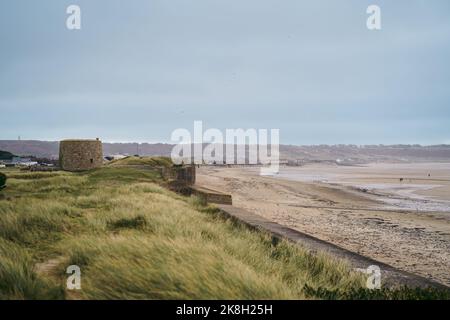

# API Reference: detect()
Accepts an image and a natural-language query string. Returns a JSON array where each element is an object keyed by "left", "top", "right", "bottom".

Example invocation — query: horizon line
[{"left": 1, "top": 139, "right": 450, "bottom": 148}]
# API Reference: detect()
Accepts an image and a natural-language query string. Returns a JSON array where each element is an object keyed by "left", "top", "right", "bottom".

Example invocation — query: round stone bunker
[{"left": 59, "top": 139, "right": 103, "bottom": 172}]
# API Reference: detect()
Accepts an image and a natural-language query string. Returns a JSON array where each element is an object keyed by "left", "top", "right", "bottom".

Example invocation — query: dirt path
[
  {"left": 35, "top": 256, "right": 82, "bottom": 299},
  {"left": 197, "top": 166, "right": 450, "bottom": 286}
]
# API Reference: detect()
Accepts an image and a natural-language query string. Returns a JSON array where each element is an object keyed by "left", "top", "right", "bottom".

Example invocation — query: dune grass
[
  {"left": 0, "top": 238, "right": 64, "bottom": 299},
  {"left": 107, "top": 156, "right": 173, "bottom": 168},
  {"left": 0, "top": 164, "right": 448, "bottom": 300}
]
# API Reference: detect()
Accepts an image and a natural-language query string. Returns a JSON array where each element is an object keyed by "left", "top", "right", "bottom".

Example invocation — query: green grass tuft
[{"left": 108, "top": 215, "right": 147, "bottom": 230}]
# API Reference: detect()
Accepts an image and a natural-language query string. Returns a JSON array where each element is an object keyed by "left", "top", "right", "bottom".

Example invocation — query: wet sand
[{"left": 196, "top": 163, "right": 450, "bottom": 286}]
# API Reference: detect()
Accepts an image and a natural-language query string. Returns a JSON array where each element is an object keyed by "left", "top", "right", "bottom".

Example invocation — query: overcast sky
[{"left": 1, "top": 0, "right": 449, "bottom": 144}]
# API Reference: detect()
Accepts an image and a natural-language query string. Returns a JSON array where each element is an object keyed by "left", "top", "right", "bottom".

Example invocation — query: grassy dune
[
  {"left": 107, "top": 156, "right": 173, "bottom": 167},
  {"left": 0, "top": 163, "right": 448, "bottom": 300}
]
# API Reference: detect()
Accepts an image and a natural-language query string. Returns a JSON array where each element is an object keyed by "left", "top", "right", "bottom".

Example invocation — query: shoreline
[{"left": 196, "top": 163, "right": 450, "bottom": 286}]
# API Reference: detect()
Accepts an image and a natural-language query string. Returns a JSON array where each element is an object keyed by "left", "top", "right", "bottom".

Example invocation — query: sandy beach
[{"left": 197, "top": 163, "right": 450, "bottom": 286}]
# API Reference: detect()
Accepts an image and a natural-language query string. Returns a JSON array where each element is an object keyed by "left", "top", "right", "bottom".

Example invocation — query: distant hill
[
  {"left": 1, "top": 140, "right": 450, "bottom": 163},
  {"left": 0, "top": 141, "right": 173, "bottom": 159},
  {"left": 280, "top": 144, "right": 450, "bottom": 163}
]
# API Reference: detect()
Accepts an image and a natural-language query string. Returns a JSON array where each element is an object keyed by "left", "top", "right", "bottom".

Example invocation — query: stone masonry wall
[{"left": 59, "top": 139, "right": 103, "bottom": 172}]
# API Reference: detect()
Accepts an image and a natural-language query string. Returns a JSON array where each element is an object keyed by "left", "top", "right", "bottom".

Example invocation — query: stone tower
[{"left": 59, "top": 139, "right": 103, "bottom": 171}]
